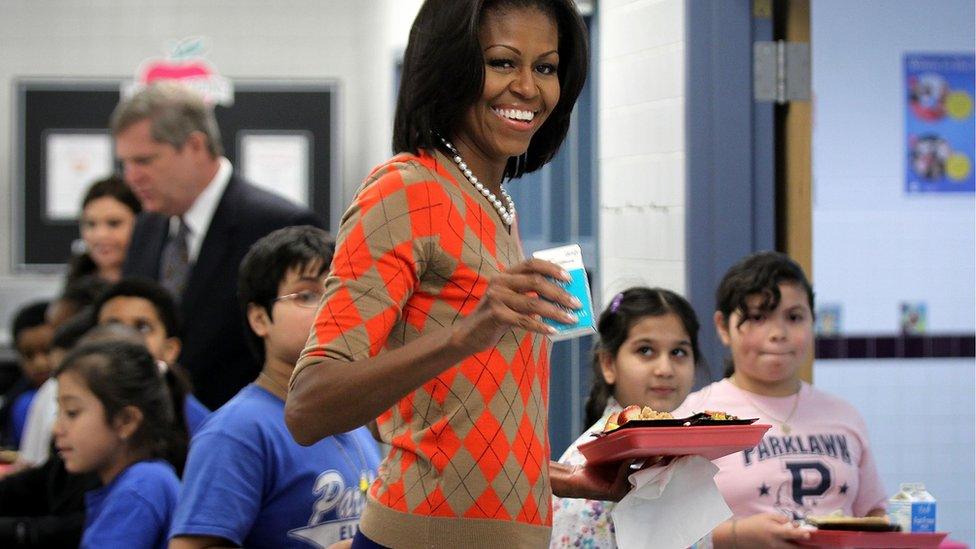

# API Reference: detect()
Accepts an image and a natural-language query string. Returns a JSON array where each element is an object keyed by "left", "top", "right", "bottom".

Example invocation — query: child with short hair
[
  {"left": 91, "top": 278, "right": 210, "bottom": 434},
  {"left": 550, "top": 287, "right": 704, "bottom": 548},
  {"left": 2, "top": 301, "right": 53, "bottom": 449},
  {"left": 675, "top": 251, "right": 886, "bottom": 547},
  {"left": 53, "top": 339, "right": 186, "bottom": 548},
  {"left": 19, "top": 313, "right": 95, "bottom": 467},
  {"left": 169, "top": 226, "right": 381, "bottom": 549}
]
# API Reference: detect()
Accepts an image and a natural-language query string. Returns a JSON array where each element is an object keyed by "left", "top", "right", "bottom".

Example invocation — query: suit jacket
[{"left": 123, "top": 174, "right": 324, "bottom": 408}]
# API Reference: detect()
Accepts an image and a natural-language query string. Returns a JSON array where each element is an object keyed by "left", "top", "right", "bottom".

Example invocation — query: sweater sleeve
[{"left": 293, "top": 159, "right": 446, "bottom": 381}]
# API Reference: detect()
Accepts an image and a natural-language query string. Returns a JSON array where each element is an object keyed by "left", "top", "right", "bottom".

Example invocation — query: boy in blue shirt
[
  {"left": 169, "top": 226, "right": 381, "bottom": 549},
  {"left": 2, "top": 301, "right": 52, "bottom": 449},
  {"left": 92, "top": 278, "right": 211, "bottom": 435}
]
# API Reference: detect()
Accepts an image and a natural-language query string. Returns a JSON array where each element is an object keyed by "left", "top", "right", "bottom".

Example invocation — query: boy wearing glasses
[{"left": 169, "top": 226, "right": 381, "bottom": 549}]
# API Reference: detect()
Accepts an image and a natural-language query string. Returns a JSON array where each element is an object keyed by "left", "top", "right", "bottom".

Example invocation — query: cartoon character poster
[
  {"left": 905, "top": 53, "right": 975, "bottom": 193},
  {"left": 905, "top": 54, "right": 976, "bottom": 193}
]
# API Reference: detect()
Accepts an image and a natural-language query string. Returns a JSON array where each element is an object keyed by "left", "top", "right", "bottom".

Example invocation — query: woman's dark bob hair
[{"left": 393, "top": 0, "right": 589, "bottom": 179}]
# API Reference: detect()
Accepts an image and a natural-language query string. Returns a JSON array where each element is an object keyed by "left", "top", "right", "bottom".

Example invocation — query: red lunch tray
[
  {"left": 798, "top": 530, "right": 948, "bottom": 548},
  {"left": 578, "top": 423, "right": 771, "bottom": 464}
]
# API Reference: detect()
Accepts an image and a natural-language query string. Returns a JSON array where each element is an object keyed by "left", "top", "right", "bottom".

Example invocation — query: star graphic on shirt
[
  {"left": 759, "top": 483, "right": 771, "bottom": 496},
  {"left": 839, "top": 483, "right": 849, "bottom": 495}
]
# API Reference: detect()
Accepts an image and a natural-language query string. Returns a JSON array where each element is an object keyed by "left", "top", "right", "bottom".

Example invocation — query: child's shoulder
[
  {"left": 801, "top": 382, "right": 864, "bottom": 419},
  {"left": 197, "top": 385, "right": 282, "bottom": 434},
  {"left": 102, "top": 461, "right": 178, "bottom": 524},
  {"left": 119, "top": 460, "right": 179, "bottom": 494},
  {"left": 190, "top": 384, "right": 287, "bottom": 444}
]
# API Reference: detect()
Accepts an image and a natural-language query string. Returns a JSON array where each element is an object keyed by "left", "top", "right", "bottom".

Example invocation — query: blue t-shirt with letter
[
  {"left": 82, "top": 459, "right": 179, "bottom": 549},
  {"left": 170, "top": 384, "right": 381, "bottom": 548}
]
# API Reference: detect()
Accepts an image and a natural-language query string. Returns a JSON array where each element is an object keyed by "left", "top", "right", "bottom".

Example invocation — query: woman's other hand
[
  {"left": 549, "top": 459, "right": 634, "bottom": 502},
  {"left": 451, "top": 258, "right": 581, "bottom": 353}
]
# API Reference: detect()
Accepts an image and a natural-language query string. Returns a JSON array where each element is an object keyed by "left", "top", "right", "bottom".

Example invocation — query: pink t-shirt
[{"left": 674, "top": 379, "right": 887, "bottom": 519}]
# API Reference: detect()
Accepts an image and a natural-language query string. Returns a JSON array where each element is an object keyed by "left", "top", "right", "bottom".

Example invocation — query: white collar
[{"left": 170, "top": 157, "right": 232, "bottom": 261}]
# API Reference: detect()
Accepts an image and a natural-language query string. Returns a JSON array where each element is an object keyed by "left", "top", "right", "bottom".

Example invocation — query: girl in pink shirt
[{"left": 675, "top": 251, "right": 887, "bottom": 548}]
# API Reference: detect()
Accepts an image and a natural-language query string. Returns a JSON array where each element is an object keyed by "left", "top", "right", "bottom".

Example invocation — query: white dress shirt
[{"left": 169, "top": 157, "right": 233, "bottom": 262}]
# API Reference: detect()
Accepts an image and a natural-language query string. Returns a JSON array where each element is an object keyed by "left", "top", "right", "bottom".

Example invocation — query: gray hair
[{"left": 110, "top": 81, "right": 223, "bottom": 157}]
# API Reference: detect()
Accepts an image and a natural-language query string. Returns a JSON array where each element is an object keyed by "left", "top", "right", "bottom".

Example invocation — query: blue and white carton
[
  {"left": 532, "top": 244, "right": 595, "bottom": 341},
  {"left": 888, "top": 482, "right": 937, "bottom": 532}
]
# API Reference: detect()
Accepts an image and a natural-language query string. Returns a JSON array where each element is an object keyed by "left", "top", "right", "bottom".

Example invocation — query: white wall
[
  {"left": 815, "top": 359, "right": 975, "bottom": 544},
  {"left": 811, "top": 0, "right": 975, "bottom": 334},
  {"left": 0, "top": 0, "right": 419, "bottom": 344},
  {"left": 597, "top": 0, "right": 687, "bottom": 300}
]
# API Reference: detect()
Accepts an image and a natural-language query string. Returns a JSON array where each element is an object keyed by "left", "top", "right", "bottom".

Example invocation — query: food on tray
[
  {"left": 701, "top": 410, "right": 739, "bottom": 421},
  {"left": 807, "top": 514, "right": 900, "bottom": 532},
  {"left": 603, "top": 405, "right": 673, "bottom": 432},
  {"left": 600, "top": 407, "right": 750, "bottom": 433}
]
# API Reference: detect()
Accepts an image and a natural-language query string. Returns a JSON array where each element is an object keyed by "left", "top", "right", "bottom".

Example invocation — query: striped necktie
[{"left": 160, "top": 217, "right": 191, "bottom": 299}]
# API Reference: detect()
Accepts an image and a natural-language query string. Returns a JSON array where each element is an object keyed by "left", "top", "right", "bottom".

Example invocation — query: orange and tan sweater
[{"left": 294, "top": 149, "right": 553, "bottom": 548}]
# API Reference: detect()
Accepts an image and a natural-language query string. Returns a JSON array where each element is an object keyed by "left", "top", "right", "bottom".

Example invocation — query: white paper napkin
[{"left": 611, "top": 456, "right": 732, "bottom": 549}]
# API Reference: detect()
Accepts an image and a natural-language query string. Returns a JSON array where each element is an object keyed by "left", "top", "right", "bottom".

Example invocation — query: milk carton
[
  {"left": 887, "top": 483, "right": 914, "bottom": 531},
  {"left": 888, "top": 483, "right": 937, "bottom": 532},
  {"left": 910, "top": 483, "right": 937, "bottom": 532},
  {"left": 531, "top": 244, "right": 595, "bottom": 341}
]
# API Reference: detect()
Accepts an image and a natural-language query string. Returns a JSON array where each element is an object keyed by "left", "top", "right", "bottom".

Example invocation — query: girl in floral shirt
[{"left": 551, "top": 287, "right": 707, "bottom": 548}]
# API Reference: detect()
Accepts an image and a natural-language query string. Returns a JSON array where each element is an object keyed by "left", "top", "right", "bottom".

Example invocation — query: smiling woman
[
  {"left": 285, "top": 1, "right": 613, "bottom": 548},
  {"left": 66, "top": 175, "right": 141, "bottom": 286}
]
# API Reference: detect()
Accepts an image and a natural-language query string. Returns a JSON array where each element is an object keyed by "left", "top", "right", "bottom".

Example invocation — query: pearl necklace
[{"left": 439, "top": 137, "right": 516, "bottom": 226}]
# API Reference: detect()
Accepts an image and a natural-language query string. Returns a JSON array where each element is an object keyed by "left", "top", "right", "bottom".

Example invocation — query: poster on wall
[
  {"left": 905, "top": 53, "right": 975, "bottom": 193},
  {"left": 43, "top": 131, "right": 114, "bottom": 220},
  {"left": 239, "top": 131, "right": 312, "bottom": 207}
]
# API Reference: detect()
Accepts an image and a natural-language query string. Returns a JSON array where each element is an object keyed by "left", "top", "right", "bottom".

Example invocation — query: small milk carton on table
[
  {"left": 531, "top": 244, "right": 595, "bottom": 341},
  {"left": 888, "top": 482, "right": 937, "bottom": 532}
]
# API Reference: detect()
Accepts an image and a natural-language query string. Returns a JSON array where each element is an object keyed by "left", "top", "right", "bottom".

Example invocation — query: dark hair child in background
[
  {"left": 18, "top": 313, "right": 96, "bottom": 468},
  {"left": 92, "top": 277, "right": 210, "bottom": 435},
  {"left": 1, "top": 301, "right": 53, "bottom": 450}
]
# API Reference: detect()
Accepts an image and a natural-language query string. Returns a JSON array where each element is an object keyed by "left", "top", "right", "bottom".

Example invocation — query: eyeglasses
[{"left": 273, "top": 290, "right": 324, "bottom": 309}]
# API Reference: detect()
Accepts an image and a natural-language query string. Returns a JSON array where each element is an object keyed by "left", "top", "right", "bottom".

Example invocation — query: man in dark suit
[{"left": 112, "top": 82, "right": 325, "bottom": 408}]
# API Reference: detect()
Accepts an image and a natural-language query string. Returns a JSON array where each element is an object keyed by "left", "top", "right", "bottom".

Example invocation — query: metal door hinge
[{"left": 754, "top": 40, "right": 810, "bottom": 103}]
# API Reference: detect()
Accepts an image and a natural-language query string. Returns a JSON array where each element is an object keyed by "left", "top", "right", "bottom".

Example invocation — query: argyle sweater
[{"left": 294, "top": 149, "right": 553, "bottom": 548}]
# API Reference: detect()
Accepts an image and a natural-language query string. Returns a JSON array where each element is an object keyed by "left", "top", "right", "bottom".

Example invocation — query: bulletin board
[{"left": 14, "top": 80, "right": 337, "bottom": 270}]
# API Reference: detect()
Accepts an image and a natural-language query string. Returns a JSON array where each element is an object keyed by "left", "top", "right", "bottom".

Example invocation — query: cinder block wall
[{"left": 597, "top": 0, "right": 687, "bottom": 302}]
